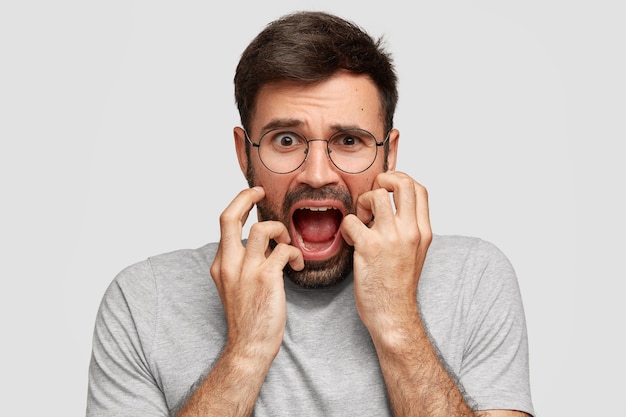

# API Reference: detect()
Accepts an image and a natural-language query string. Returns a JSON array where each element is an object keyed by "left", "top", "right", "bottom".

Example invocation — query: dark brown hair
[{"left": 234, "top": 11, "right": 398, "bottom": 135}]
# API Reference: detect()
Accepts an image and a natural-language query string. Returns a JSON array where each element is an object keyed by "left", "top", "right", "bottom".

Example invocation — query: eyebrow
[
  {"left": 260, "top": 118, "right": 362, "bottom": 134},
  {"left": 260, "top": 118, "right": 303, "bottom": 132}
]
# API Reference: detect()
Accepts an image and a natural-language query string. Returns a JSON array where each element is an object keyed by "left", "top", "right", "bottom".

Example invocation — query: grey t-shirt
[{"left": 87, "top": 235, "right": 534, "bottom": 416}]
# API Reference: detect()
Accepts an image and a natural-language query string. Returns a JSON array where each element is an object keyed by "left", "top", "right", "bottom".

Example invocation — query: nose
[{"left": 298, "top": 140, "right": 340, "bottom": 188}]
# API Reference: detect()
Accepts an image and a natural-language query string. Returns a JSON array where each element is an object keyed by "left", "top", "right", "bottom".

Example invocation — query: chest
[{"left": 254, "top": 291, "right": 391, "bottom": 416}]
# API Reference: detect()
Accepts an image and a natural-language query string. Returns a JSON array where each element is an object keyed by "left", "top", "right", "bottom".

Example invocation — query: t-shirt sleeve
[
  {"left": 87, "top": 260, "right": 169, "bottom": 416},
  {"left": 460, "top": 240, "right": 535, "bottom": 416}
]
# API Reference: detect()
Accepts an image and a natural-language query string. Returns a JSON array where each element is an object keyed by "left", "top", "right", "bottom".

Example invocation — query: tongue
[{"left": 294, "top": 210, "right": 340, "bottom": 243}]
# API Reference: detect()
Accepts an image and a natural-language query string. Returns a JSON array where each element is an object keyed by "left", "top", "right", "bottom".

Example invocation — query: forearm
[
  {"left": 175, "top": 348, "right": 273, "bottom": 417},
  {"left": 372, "top": 317, "right": 477, "bottom": 417}
]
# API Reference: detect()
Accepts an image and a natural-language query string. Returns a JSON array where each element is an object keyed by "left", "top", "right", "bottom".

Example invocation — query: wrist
[
  {"left": 220, "top": 342, "right": 278, "bottom": 379},
  {"left": 366, "top": 311, "right": 427, "bottom": 356}
]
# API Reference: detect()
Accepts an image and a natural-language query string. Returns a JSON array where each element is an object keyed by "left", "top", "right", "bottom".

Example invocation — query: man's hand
[
  {"left": 340, "top": 171, "right": 432, "bottom": 340},
  {"left": 210, "top": 186, "right": 304, "bottom": 361},
  {"left": 177, "top": 187, "right": 304, "bottom": 417}
]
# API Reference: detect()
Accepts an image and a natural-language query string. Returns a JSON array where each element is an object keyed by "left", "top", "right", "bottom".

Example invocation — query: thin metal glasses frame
[{"left": 244, "top": 128, "right": 390, "bottom": 174}]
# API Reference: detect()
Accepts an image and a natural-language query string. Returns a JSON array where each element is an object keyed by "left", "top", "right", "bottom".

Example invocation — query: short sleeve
[
  {"left": 460, "top": 241, "right": 534, "bottom": 415},
  {"left": 87, "top": 261, "right": 169, "bottom": 416}
]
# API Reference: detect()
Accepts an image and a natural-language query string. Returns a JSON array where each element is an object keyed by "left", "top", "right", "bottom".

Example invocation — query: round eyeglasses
[{"left": 245, "top": 128, "right": 389, "bottom": 174}]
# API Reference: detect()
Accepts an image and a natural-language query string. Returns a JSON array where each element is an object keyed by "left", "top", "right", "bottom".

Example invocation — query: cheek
[
  {"left": 255, "top": 171, "right": 293, "bottom": 206},
  {"left": 254, "top": 176, "right": 291, "bottom": 223},
  {"left": 348, "top": 173, "right": 376, "bottom": 191},
  {"left": 344, "top": 176, "right": 376, "bottom": 204},
  {"left": 248, "top": 158, "right": 281, "bottom": 186},
  {"left": 263, "top": 187, "right": 283, "bottom": 209}
]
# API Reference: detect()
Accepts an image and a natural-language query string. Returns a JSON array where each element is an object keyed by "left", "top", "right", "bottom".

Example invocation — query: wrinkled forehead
[{"left": 250, "top": 73, "right": 385, "bottom": 137}]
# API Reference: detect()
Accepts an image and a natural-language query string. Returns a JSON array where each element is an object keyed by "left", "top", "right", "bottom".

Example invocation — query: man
[{"left": 87, "top": 11, "right": 534, "bottom": 417}]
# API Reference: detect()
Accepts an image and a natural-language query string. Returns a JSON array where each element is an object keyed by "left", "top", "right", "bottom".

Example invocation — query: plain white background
[{"left": 1, "top": 1, "right": 624, "bottom": 415}]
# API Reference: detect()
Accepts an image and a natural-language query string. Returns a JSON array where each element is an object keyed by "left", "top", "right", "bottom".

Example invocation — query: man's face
[{"left": 234, "top": 72, "right": 398, "bottom": 288}]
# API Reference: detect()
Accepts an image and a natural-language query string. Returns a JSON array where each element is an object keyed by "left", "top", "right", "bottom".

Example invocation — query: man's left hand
[{"left": 340, "top": 171, "right": 432, "bottom": 340}]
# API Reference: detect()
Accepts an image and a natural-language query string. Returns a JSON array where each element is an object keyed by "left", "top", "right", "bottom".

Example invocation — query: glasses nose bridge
[
  {"left": 304, "top": 138, "right": 332, "bottom": 158},
  {"left": 301, "top": 136, "right": 335, "bottom": 170}
]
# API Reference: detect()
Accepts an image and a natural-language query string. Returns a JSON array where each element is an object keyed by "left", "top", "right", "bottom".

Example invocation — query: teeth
[{"left": 299, "top": 206, "right": 336, "bottom": 212}]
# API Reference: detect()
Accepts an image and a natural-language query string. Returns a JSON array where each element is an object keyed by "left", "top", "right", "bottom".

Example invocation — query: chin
[{"left": 284, "top": 245, "right": 354, "bottom": 288}]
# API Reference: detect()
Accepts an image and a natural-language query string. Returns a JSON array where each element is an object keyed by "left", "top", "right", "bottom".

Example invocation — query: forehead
[{"left": 251, "top": 72, "right": 384, "bottom": 135}]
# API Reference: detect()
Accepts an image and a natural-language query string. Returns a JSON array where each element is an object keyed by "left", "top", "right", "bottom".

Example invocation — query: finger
[
  {"left": 210, "top": 247, "right": 225, "bottom": 296},
  {"left": 340, "top": 213, "right": 368, "bottom": 247},
  {"left": 372, "top": 171, "right": 416, "bottom": 224},
  {"left": 268, "top": 242, "right": 305, "bottom": 272},
  {"left": 414, "top": 181, "right": 433, "bottom": 245},
  {"left": 219, "top": 186, "right": 265, "bottom": 250},
  {"left": 245, "top": 220, "right": 292, "bottom": 264},
  {"left": 355, "top": 187, "right": 395, "bottom": 229},
  {"left": 353, "top": 194, "right": 374, "bottom": 225}
]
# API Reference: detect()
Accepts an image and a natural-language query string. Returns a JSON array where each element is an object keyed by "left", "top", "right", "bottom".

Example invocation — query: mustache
[{"left": 282, "top": 185, "right": 354, "bottom": 215}]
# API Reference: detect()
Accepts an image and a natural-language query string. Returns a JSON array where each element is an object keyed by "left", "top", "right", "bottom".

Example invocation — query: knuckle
[
  {"left": 209, "top": 261, "right": 219, "bottom": 278},
  {"left": 398, "top": 175, "right": 413, "bottom": 188},
  {"left": 372, "top": 188, "right": 389, "bottom": 201},
  {"left": 210, "top": 253, "right": 241, "bottom": 285},
  {"left": 255, "top": 265, "right": 273, "bottom": 280},
  {"left": 405, "top": 226, "right": 420, "bottom": 244},
  {"left": 268, "top": 242, "right": 290, "bottom": 260},
  {"left": 415, "top": 182, "right": 428, "bottom": 197},
  {"left": 219, "top": 210, "right": 239, "bottom": 225},
  {"left": 257, "top": 261, "right": 283, "bottom": 282},
  {"left": 249, "top": 222, "right": 263, "bottom": 234},
  {"left": 423, "top": 226, "right": 433, "bottom": 240},
  {"left": 248, "top": 222, "right": 272, "bottom": 241},
  {"left": 420, "top": 227, "right": 433, "bottom": 245}
]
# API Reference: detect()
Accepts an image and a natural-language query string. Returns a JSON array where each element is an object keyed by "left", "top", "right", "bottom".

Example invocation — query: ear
[
  {"left": 386, "top": 128, "right": 400, "bottom": 171},
  {"left": 233, "top": 126, "right": 249, "bottom": 177}
]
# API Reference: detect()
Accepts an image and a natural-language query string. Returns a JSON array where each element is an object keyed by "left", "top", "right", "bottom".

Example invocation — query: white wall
[{"left": 1, "top": 1, "right": 623, "bottom": 415}]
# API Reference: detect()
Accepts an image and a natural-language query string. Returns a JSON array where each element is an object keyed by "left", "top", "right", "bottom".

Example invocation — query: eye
[
  {"left": 269, "top": 131, "right": 304, "bottom": 148},
  {"left": 331, "top": 131, "right": 368, "bottom": 149},
  {"left": 339, "top": 135, "right": 357, "bottom": 146}
]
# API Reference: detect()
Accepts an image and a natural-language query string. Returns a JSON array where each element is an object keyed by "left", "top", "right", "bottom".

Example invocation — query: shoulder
[
  {"left": 94, "top": 242, "right": 221, "bottom": 351},
  {"left": 421, "top": 234, "right": 518, "bottom": 299},
  {"left": 113, "top": 242, "right": 219, "bottom": 287},
  {"left": 144, "top": 242, "right": 219, "bottom": 281},
  {"left": 427, "top": 234, "right": 508, "bottom": 261},
  {"left": 102, "top": 242, "right": 220, "bottom": 313},
  {"left": 425, "top": 234, "right": 512, "bottom": 275}
]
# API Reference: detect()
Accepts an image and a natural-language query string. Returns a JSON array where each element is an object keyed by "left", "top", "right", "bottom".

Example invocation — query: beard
[{"left": 255, "top": 184, "right": 355, "bottom": 288}]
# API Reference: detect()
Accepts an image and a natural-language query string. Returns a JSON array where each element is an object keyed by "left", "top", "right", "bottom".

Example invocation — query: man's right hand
[
  {"left": 177, "top": 187, "right": 303, "bottom": 416},
  {"left": 210, "top": 186, "right": 304, "bottom": 362}
]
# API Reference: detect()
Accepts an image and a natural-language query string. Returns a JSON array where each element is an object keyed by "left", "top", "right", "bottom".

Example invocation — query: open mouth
[{"left": 291, "top": 204, "right": 344, "bottom": 261}]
